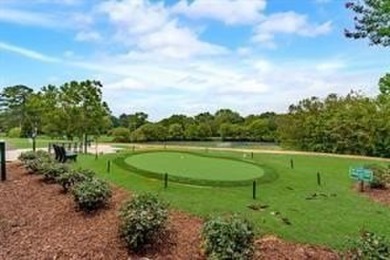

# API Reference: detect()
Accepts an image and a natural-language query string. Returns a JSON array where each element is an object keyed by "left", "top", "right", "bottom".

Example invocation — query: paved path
[{"left": 5, "top": 144, "right": 122, "bottom": 162}]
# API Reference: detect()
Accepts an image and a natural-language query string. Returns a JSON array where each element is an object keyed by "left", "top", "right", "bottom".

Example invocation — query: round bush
[
  {"left": 22, "top": 151, "right": 54, "bottom": 174},
  {"left": 119, "top": 193, "right": 168, "bottom": 251},
  {"left": 111, "top": 127, "right": 131, "bottom": 142},
  {"left": 7, "top": 127, "right": 21, "bottom": 138},
  {"left": 56, "top": 169, "right": 95, "bottom": 192},
  {"left": 18, "top": 151, "right": 39, "bottom": 162},
  {"left": 365, "top": 164, "right": 390, "bottom": 189},
  {"left": 202, "top": 215, "right": 254, "bottom": 260},
  {"left": 42, "top": 163, "right": 70, "bottom": 182},
  {"left": 349, "top": 231, "right": 390, "bottom": 259},
  {"left": 72, "top": 178, "right": 112, "bottom": 212}
]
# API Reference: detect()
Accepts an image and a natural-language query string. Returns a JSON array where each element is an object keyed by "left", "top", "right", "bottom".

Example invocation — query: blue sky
[{"left": 0, "top": 0, "right": 389, "bottom": 120}]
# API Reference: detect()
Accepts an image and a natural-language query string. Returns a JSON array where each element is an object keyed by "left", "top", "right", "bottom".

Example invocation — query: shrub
[
  {"left": 365, "top": 164, "right": 390, "bottom": 189},
  {"left": 348, "top": 231, "right": 390, "bottom": 259},
  {"left": 19, "top": 150, "right": 52, "bottom": 165},
  {"left": 56, "top": 169, "right": 95, "bottom": 192},
  {"left": 119, "top": 193, "right": 168, "bottom": 251},
  {"left": 202, "top": 215, "right": 254, "bottom": 260},
  {"left": 111, "top": 127, "right": 131, "bottom": 143},
  {"left": 41, "top": 163, "right": 70, "bottom": 182},
  {"left": 72, "top": 178, "right": 112, "bottom": 212},
  {"left": 7, "top": 127, "right": 21, "bottom": 138},
  {"left": 19, "top": 151, "right": 39, "bottom": 162},
  {"left": 22, "top": 151, "right": 54, "bottom": 174}
]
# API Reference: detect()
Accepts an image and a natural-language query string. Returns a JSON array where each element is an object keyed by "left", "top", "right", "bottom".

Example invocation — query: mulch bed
[
  {"left": 358, "top": 184, "right": 390, "bottom": 206},
  {"left": 0, "top": 162, "right": 340, "bottom": 260}
]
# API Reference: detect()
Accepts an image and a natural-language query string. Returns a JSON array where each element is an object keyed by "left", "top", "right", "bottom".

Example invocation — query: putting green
[{"left": 123, "top": 151, "right": 265, "bottom": 186}]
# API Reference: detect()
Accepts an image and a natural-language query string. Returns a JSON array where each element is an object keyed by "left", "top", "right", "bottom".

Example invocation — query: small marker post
[
  {"left": 164, "top": 173, "right": 168, "bottom": 189},
  {"left": 317, "top": 172, "right": 321, "bottom": 186},
  {"left": 107, "top": 160, "right": 111, "bottom": 174},
  {"left": 251, "top": 152, "right": 254, "bottom": 159},
  {"left": 290, "top": 159, "right": 294, "bottom": 169},
  {"left": 252, "top": 180, "right": 257, "bottom": 199}
]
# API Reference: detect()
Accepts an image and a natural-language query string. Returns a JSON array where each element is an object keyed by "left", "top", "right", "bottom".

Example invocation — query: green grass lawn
[
  {"left": 113, "top": 141, "right": 282, "bottom": 151},
  {"left": 124, "top": 151, "right": 264, "bottom": 181},
  {"left": 2, "top": 137, "right": 55, "bottom": 149},
  {"left": 74, "top": 148, "right": 390, "bottom": 250}
]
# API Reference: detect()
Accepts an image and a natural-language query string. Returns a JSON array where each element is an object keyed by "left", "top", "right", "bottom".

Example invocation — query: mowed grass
[
  {"left": 2, "top": 137, "right": 55, "bottom": 149},
  {"left": 124, "top": 151, "right": 264, "bottom": 181},
  {"left": 75, "top": 148, "right": 390, "bottom": 250}
]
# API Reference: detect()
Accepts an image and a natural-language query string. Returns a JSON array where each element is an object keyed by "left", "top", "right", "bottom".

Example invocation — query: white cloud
[
  {"left": 252, "top": 11, "right": 332, "bottom": 44},
  {"left": 0, "top": 41, "right": 60, "bottom": 63},
  {"left": 96, "top": 0, "right": 227, "bottom": 59},
  {"left": 97, "top": 0, "right": 169, "bottom": 35},
  {"left": 0, "top": 8, "right": 59, "bottom": 28},
  {"left": 75, "top": 31, "right": 102, "bottom": 42},
  {"left": 172, "top": 0, "right": 266, "bottom": 25}
]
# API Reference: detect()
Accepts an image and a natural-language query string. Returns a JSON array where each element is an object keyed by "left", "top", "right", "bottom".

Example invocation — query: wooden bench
[{"left": 53, "top": 144, "right": 77, "bottom": 163}]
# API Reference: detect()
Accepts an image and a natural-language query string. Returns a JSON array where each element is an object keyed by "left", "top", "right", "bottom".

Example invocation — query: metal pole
[
  {"left": 290, "top": 159, "right": 294, "bottom": 169},
  {"left": 164, "top": 173, "right": 168, "bottom": 188},
  {"left": 252, "top": 180, "right": 257, "bottom": 199},
  {"left": 317, "top": 172, "right": 321, "bottom": 186},
  {"left": 1, "top": 142, "right": 6, "bottom": 181},
  {"left": 107, "top": 160, "right": 111, "bottom": 173}
]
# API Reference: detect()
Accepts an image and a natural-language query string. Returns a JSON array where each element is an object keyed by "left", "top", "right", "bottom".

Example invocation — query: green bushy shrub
[
  {"left": 111, "top": 127, "right": 131, "bottom": 142},
  {"left": 202, "top": 215, "right": 254, "bottom": 260},
  {"left": 72, "top": 178, "right": 112, "bottom": 212},
  {"left": 19, "top": 150, "right": 53, "bottom": 174},
  {"left": 7, "top": 127, "right": 21, "bottom": 138},
  {"left": 18, "top": 151, "right": 38, "bottom": 162},
  {"left": 348, "top": 231, "right": 390, "bottom": 259},
  {"left": 119, "top": 193, "right": 168, "bottom": 251},
  {"left": 42, "top": 163, "right": 70, "bottom": 182},
  {"left": 56, "top": 169, "right": 95, "bottom": 192},
  {"left": 365, "top": 164, "right": 390, "bottom": 189}
]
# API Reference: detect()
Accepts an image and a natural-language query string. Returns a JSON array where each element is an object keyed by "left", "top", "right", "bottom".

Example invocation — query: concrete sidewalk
[{"left": 5, "top": 144, "right": 122, "bottom": 162}]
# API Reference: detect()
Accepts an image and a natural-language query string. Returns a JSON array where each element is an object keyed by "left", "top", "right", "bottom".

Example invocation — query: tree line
[
  {"left": 2, "top": 74, "right": 390, "bottom": 158},
  {"left": 0, "top": 80, "right": 111, "bottom": 141},
  {"left": 109, "top": 110, "right": 278, "bottom": 142},
  {"left": 277, "top": 74, "right": 390, "bottom": 157}
]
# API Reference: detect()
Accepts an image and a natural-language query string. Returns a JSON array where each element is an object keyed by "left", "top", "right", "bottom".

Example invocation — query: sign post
[
  {"left": 349, "top": 167, "right": 373, "bottom": 192},
  {"left": 0, "top": 141, "right": 6, "bottom": 181}
]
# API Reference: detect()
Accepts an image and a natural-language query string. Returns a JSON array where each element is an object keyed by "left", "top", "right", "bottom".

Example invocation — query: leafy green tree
[
  {"left": 248, "top": 119, "right": 270, "bottom": 141},
  {"left": 131, "top": 123, "right": 167, "bottom": 142},
  {"left": 345, "top": 0, "right": 390, "bottom": 46},
  {"left": 198, "top": 123, "right": 212, "bottom": 140},
  {"left": 58, "top": 80, "right": 111, "bottom": 142},
  {"left": 184, "top": 124, "right": 199, "bottom": 140},
  {"left": 379, "top": 73, "right": 390, "bottom": 95},
  {"left": 0, "top": 85, "right": 33, "bottom": 133},
  {"left": 111, "top": 127, "right": 131, "bottom": 142},
  {"left": 168, "top": 123, "right": 184, "bottom": 140},
  {"left": 128, "top": 112, "right": 148, "bottom": 131}
]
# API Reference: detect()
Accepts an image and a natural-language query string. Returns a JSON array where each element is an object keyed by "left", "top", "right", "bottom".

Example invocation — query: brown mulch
[
  {"left": 357, "top": 184, "right": 390, "bottom": 206},
  {"left": 255, "top": 236, "right": 339, "bottom": 260},
  {"left": 0, "top": 162, "right": 340, "bottom": 260}
]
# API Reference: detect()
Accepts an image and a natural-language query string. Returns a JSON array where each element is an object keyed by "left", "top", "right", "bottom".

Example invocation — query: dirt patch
[
  {"left": 363, "top": 187, "right": 390, "bottom": 206},
  {"left": 255, "top": 236, "right": 339, "bottom": 260},
  {"left": 0, "top": 162, "right": 340, "bottom": 259}
]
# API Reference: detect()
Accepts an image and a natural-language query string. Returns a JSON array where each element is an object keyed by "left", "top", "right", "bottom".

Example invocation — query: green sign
[{"left": 349, "top": 167, "right": 373, "bottom": 182}]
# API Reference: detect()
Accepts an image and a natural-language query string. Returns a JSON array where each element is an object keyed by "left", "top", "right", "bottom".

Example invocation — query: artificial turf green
[
  {"left": 124, "top": 151, "right": 264, "bottom": 181},
  {"left": 75, "top": 148, "right": 390, "bottom": 250}
]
